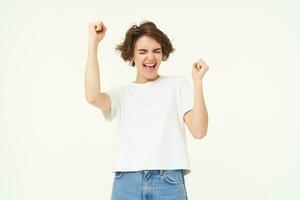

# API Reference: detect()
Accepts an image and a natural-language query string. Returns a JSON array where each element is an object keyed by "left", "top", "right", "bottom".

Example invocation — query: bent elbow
[
  {"left": 86, "top": 96, "right": 95, "bottom": 104},
  {"left": 192, "top": 130, "right": 207, "bottom": 140}
]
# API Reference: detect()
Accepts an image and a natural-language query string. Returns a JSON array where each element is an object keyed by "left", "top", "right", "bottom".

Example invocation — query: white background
[{"left": 1, "top": 0, "right": 299, "bottom": 199}]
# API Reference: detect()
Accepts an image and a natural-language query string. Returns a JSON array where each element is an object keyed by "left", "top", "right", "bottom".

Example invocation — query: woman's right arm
[{"left": 84, "top": 21, "right": 111, "bottom": 112}]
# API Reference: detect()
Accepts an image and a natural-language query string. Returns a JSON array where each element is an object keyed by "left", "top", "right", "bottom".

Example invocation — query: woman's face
[{"left": 132, "top": 35, "right": 163, "bottom": 81}]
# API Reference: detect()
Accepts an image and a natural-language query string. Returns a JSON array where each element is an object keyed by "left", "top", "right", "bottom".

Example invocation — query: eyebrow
[{"left": 138, "top": 48, "right": 162, "bottom": 51}]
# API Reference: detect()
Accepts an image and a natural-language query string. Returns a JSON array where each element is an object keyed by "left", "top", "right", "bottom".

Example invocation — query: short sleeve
[
  {"left": 179, "top": 77, "right": 194, "bottom": 121},
  {"left": 101, "top": 86, "right": 121, "bottom": 121}
]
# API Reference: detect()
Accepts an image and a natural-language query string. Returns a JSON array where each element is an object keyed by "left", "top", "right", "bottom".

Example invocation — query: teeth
[{"left": 144, "top": 63, "right": 155, "bottom": 67}]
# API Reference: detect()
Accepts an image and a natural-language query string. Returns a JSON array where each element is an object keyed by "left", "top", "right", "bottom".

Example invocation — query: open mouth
[
  {"left": 143, "top": 63, "right": 156, "bottom": 68},
  {"left": 143, "top": 63, "right": 156, "bottom": 73}
]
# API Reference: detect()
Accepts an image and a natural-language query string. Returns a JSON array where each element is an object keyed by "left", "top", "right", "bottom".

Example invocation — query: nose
[{"left": 146, "top": 53, "right": 156, "bottom": 61}]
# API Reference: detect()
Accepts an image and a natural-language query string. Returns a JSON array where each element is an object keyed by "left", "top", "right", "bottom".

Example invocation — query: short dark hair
[{"left": 115, "top": 21, "right": 175, "bottom": 67}]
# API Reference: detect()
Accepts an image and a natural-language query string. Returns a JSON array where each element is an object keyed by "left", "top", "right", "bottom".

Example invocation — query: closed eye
[
  {"left": 138, "top": 48, "right": 162, "bottom": 54},
  {"left": 139, "top": 51, "right": 161, "bottom": 54}
]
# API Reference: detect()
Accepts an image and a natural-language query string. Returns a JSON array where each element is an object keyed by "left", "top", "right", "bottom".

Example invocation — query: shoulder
[
  {"left": 162, "top": 75, "right": 184, "bottom": 82},
  {"left": 104, "top": 84, "right": 125, "bottom": 98},
  {"left": 160, "top": 75, "right": 192, "bottom": 94},
  {"left": 164, "top": 75, "right": 189, "bottom": 86}
]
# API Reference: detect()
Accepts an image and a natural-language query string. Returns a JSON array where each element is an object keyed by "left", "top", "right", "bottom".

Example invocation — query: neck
[{"left": 134, "top": 74, "right": 160, "bottom": 84}]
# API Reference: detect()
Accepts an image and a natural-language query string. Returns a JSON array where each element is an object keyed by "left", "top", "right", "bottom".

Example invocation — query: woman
[{"left": 85, "top": 20, "right": 209, "bottom": 200}]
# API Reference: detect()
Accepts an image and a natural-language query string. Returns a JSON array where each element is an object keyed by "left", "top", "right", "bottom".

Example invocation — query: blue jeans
[{"left": 111, "top": 169, "right": 188, "bottom": 200}]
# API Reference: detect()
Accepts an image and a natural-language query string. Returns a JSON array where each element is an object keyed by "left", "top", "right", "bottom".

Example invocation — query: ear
[
  {"left": 129, "top": 58, "right": 135, "bottom": 67},
  {"left": 130, "top": 56, "right": 136, "bottom": 63}
]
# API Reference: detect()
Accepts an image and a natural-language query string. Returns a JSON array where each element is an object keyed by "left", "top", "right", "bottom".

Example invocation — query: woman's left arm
[{"left": 185, "top": 59, "right": 209, "bottom": 139}]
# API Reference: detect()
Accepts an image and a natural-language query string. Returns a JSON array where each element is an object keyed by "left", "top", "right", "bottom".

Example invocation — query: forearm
[
  {"left": 85, "top": 40, "right": 101, "bottom": 101},
  {"left": 191, "top": 81, "right": 208, "bottom": 138}
]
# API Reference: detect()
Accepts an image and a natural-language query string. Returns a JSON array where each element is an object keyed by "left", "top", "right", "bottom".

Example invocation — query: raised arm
[{"left": 84, "top": 21, "right": 111, "bottom": 112}]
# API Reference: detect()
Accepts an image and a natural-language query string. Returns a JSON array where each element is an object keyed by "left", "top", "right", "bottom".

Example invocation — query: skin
[
  {"left": 131, "top": 35, "right": 162, "bottom": 84},
  {"left": 184, "top": 59, "right": 209, "bottom": 139}
]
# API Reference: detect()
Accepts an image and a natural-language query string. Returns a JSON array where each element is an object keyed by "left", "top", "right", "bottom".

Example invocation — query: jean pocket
[
  {"left": 114, "top": 171, "right": 125, "bottom": 179},
  {"left": 163, "top": 170, "right": 184, "bottom": 184}
]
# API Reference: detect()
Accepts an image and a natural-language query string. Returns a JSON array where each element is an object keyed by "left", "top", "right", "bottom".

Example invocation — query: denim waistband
[{"left": 139, "top": 169, "right": 183, "bottom": 176}]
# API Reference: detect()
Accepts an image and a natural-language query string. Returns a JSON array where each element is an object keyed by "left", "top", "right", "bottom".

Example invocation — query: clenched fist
[
  {"left": 88, "top": 21, "right": 107, "bottom": 44},
  {"left": 192, "top": 59, "right": 209, "bottom": 82}
]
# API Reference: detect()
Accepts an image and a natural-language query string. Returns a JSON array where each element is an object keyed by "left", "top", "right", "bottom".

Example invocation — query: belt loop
[
  {"left": 160, "top": 170, "right": 164, "bottom": 176},
  {"left": 181, "top": 169, "right": 185, "bottom": 182}
]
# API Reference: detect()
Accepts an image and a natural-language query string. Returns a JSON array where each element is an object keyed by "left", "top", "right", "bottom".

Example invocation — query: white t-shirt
[{"left": 102, "top": 75, "right": 194, "bottom": 176}]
